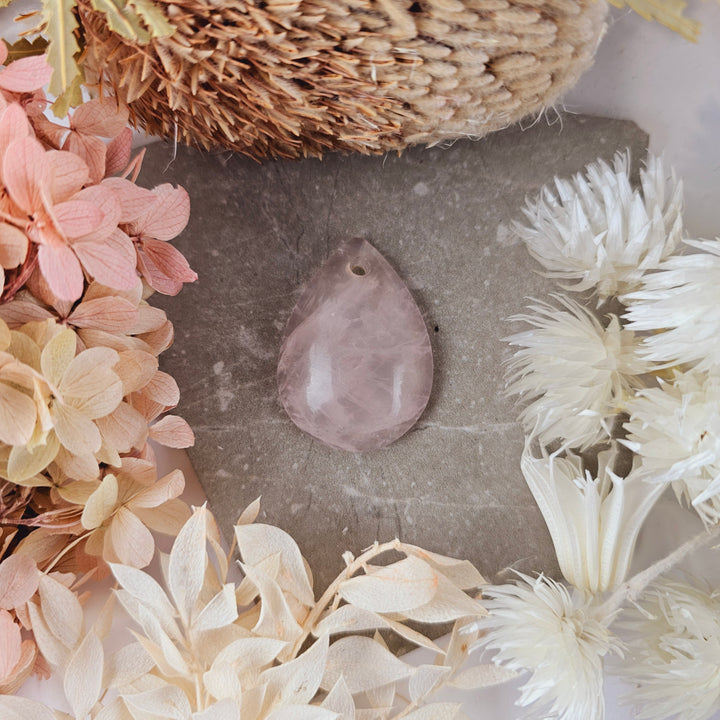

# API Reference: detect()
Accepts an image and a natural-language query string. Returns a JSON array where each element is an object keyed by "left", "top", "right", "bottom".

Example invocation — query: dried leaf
[
  {"left": 123, "top": 685, "right": 192, "bottom": 720},
  {"left": 192, "top": 699, "right": 240, "bottom": 720},
  {"left": 401, "top": 573, "right": 486, "bottom": 624},
  {"left": 0, "top": 554, "right": 39, "bottom": 609},
  {"left": 193, "top": 584, "right": 238, "bottom": 633},
  {"left": 27, "top": 599, "right": 69, "bottom": 668},
  {"left": 105, "top": 642, "right": 155, "bottom": 689},
  {"left": 235, "top": 523, "right": 314, "bottom": 607},
  {"left": 91, "top": 0, "right": 151, "bottom": 42},
  {"left": 321, "top": 676, "right": 355, "bottom": 720},
  {"left": 409, "top": 665, "right": 451, "bottom": 703},
  {"left": 38, "top": 572, "right": 83, "bottom": 649},
  {"left": 4, "top": 37, "right": 49, "bottom": 63},
  {"left": 447, "top": 663, "right": 518, "bottom": 689},
  {"left": 339, "top": 556, "right": 438, "bottom": 613},
  {"left": 64, "top": 629, "right": 104, "bottom": 718},
  {"left": 322, "top": 636, "right": 413, "bottom": 694},
  {"left": 236, "top": 497, "right": 261, "bottom": 526},
  {"left": 266, "top": 707, "right": 339, "bottom": 720},
  {"left": 262, "top": 634, "right": 329, "bottom": 708},
  {"left": 41, "top": 0, "right": 80, "bottom": 96},
  {"left": 168, "top": 505, "right": 207, "bottom": 623},
  {"left": 402, "top": 703, "right": 465, "bottom": 720},
  {"left": 110, "top": 562, "right": 176, "bottom": 619},
  {"left": 0, "top": 696, "right": 58, "bottom": 720},
  {"left": 126, "top": 0, "right": 175, "bottom": 36}
]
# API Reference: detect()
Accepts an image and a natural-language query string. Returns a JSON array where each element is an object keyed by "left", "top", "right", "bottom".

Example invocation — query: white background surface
[{"left": 4, "top": 3, "right": 719, "bottom": 717}]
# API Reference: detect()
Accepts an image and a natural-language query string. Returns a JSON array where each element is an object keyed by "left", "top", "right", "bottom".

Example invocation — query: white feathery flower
[
  {"left": 515, "top": 153, "right": 683, "bottom": 299},
  {"left": 617, "top": 579, "right": 720, "bottom": 720},
  {"left": 623, "top": 238, "right": 720, "bottom": 371},
  {"left": 506, "top": 294, "right": 645, "bottom": 450},
  {"left": 623, "top": 369, "right": 720, "bottom": 523},
  {"left": 469, "top": 573, "right": 622, "bottom": 720},
  {"left": 521, "top": 444, "right": 664, "bottom": 594}
]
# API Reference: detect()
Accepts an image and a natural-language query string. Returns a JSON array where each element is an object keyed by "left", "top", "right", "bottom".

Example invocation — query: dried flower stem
[
  {"left": 289, "top": 538, "right": 402, "bottom": 658},
  {"left": 599, "top": 524, "right": 720, "bottom": 617}
]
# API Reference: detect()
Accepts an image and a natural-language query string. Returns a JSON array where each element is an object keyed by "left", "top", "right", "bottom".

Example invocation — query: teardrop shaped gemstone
[{"left": 277, "top": 238, "right": 433, "bottom": 452}]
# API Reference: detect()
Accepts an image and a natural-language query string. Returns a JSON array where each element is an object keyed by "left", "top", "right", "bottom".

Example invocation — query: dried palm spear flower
[{"left": 77, "top": 0, "right": 607, "bottom": 160}]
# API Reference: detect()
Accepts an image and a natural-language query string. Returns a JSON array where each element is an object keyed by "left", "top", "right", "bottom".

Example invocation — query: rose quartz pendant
[{"left": 277, "top": 238, "right": 433, "bottom": 452}]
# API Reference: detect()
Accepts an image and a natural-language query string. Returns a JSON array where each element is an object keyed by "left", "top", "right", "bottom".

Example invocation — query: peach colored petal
[
  {"left": 54, "top": 445, "right": 100, "bottom": 482},
  {"left": 0, "top": 639, "right": 37, "bottom": 694},
  {"left": 114, "top": 349, "right": 158, "bottom": 394},
  {"left": 30, "top": 114, "right": 68, "bottom": 149},
  {"left": 46, "top": 150, "right": 90, "bottom": 204},
  {"left": 117, "top": 457, "right": 156, "bottom": 486},
  {"left": 54, "top": 200, "right": 104, "bottom": 239},
  {"left": 62, "top": 132, "right": 106, "bottom": 185},
  {"left": 38, "top": 242, "right": 84, "bottom": 302},
  {"left": 149, "top": 415, "right": 194, "bottom": 448},
  {"left": 52, "top": 402, "right": 102, "bottom": 455},
  {"left": 102, "top": 177, "right": 155, "bottom": 222},
  {"left": 132, "top": 304, "right": 168, "bottom": 334},
  {"left": 109, "top": 507, "right": 154, "bottom": 567},
  {"left": 138, "top": 239, "right": 197, "bottom": 296},
  {"left": 70, "top": 97, "right": 128, "bottom": 138},
  {"left": 68, "top": 296, "right": 138, "bottom": 333},
  {"left": 0, "top": 382, "right": 36, "bottom": 445},
  {"left": 72, "top": 185, "right": 122, "bottom": 241},
  {"left": 104, "top": 128, "right": 132, "bottom": 177},
  {"left": 3, "top": 136, "right": 48, "bottom": 215},
  {"left": 95, "top": 401, "right": 148, "bottom": 453},
  {"left": 141, "top": 370, "right": 179, "bottom": 407},
  {"left": 136, "top": 319, "right": 174, "bottom": 356},
  {"left": 0, "top": 104, "right": 31, "bottom": 155},
  {"left": 139, "top": 185, "right": 190, "bottom": 240},
  {"left": 74, "top": 235, "right": 138, "bottom": 291},
  {"left": 0, "top": 555, "right": 39, "bottom": 610},
  {"left": 0, "top": 610, "right": 21, "bottom": 681},
  {"left": 0, "top": 56, "right": 52, "bottom": 93},
  {"left": 0, "top": 223, "right": 28, "bottom": 268},
  {"left": 0, "top": 300, "right": 53, "bottom": 327}
]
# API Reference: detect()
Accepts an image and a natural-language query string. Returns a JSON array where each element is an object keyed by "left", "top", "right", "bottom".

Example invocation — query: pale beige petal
[
  {"left": 7, "top": 433, "right": 59, "bottom": 484},
  {"left": 96, "top": 401, "right": 148, "bottom": 453},
  {"left": 60, "top": 347, "right": 119, "bottom": 397},
  {"left": 109, "top": 507, "right": 155, "bottom": 568},
  {"left": 133, "top": 500, "right": 191, "bottom": 536},
  {"left": 0, "top": 223, "right": 28, "bottom": 269},
  {"left": 0, "top": 320, "right": 9, "bottom": 350},
  {"left": 117, "top": 457, "right": 156, "bottom": 486},
  {"left": 81, "top": 474, "right": 119, "bottom": 530},
  {"left": 39, "top": 328, "right": 77, "bottom": 388},
  {"left": 56, "top": 479, "right": 99, "bottom": 505},
  {"left": 128, "top": 469, "right": 184, "bottom": 510},
  {"left": 0, "top": 382, "right": 36, "bottom": 445},
  {"left": 52, "top": 402, "right": 102, "bottom": 455},
  {"left": 54, "top": 445, "right": 100, "bottom": 482},
  {"left": 9, "top": 330, "right": 41, "bottom": 372}
]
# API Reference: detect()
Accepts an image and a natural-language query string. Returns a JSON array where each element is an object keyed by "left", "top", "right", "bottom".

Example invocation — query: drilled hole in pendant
[{"left": 349, "top": 264, "right": 367, "bottom": 276}]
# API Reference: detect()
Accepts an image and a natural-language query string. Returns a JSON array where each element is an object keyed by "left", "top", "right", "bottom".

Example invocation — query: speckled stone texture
[{"left": 144, "top": 115, "right": 648, "bottom": 593}]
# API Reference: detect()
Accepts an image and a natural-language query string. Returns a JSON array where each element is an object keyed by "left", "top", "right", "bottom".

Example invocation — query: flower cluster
[
  {"left": 488, "top": 151, "right": 720, "bottom": 719},
  {"left": 0, "top": 43, "right": 196, "bottom": 692}
]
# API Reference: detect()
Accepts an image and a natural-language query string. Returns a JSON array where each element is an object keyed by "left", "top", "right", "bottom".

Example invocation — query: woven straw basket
[{"left": 80, "top": 0, "right": 607, "bottom": 159}]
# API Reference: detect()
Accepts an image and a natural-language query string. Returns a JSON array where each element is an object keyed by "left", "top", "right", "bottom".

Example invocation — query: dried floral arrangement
[{"left": 2, "top": 41, "right": 720, "bottom": 720}]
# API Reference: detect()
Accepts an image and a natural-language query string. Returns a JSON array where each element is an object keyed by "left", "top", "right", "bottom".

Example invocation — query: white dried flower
[
  {"left": 521, "top": 444, "right": 664, "bottom": 594},
  {"left": 623, "top": 238, "right": 720, "bottom": 371},
  {"left": 469, "top": 574, "right": 622, "bottom": 720},
  {"left": 617, "top": 579, "right": 720, "bottom": 720},
  {"left": 506, "top": 295, "right": 645, "bottom": 450},
  {"left": 515, "top": 153, "right": 683, "bottom": 298},
  {"left": 623, "top": 370, "right": 720, "bottom": 523}
]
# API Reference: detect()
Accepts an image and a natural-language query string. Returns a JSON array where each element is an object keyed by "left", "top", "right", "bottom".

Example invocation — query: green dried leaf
[
  {"left": 91, "top": 0, "right": 151, "bottom": 43},
  {"left": 126, "top": 0, "right": 175, "bottom": 37},
  {"left": 51, "top": 71, "right": 84, "bottom": 117},
  {"left": 41, "top": 0, "right": 81, "bottom": 96},
  {"left": 4, "top": 37, "right": 49, "bottom": 63}
]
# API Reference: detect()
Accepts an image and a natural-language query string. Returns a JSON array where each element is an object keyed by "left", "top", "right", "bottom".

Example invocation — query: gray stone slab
[{"left": 143, "top": 115, "right": 648, "bottom": 592}]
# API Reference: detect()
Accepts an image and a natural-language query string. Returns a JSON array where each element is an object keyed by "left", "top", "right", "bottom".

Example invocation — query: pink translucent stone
[{"left": 277, "top": 238, "right": 433, "bottom": 452}]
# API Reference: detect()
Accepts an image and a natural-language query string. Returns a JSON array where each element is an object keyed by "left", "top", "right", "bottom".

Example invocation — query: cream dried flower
[
  {"left": 623, "top": 369, "right": 720, "bottom": 523},
  {"left": 506, "top": 295, "right": 644, "bottom": 450},
  {"left": 521, "top": 444, "right": 663, "bottom": 594},
  {"left": 469, "top": 573, "right": 622, "bottom": 720},
  {"left": 617, "top": 579, "right": 720, "bottom": 720},
  {"left": 515, "top": 153, "right": 683, "bottom": 298},
  {"left": 623, "top": 238, "right": 720, "bottom": 371}
]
